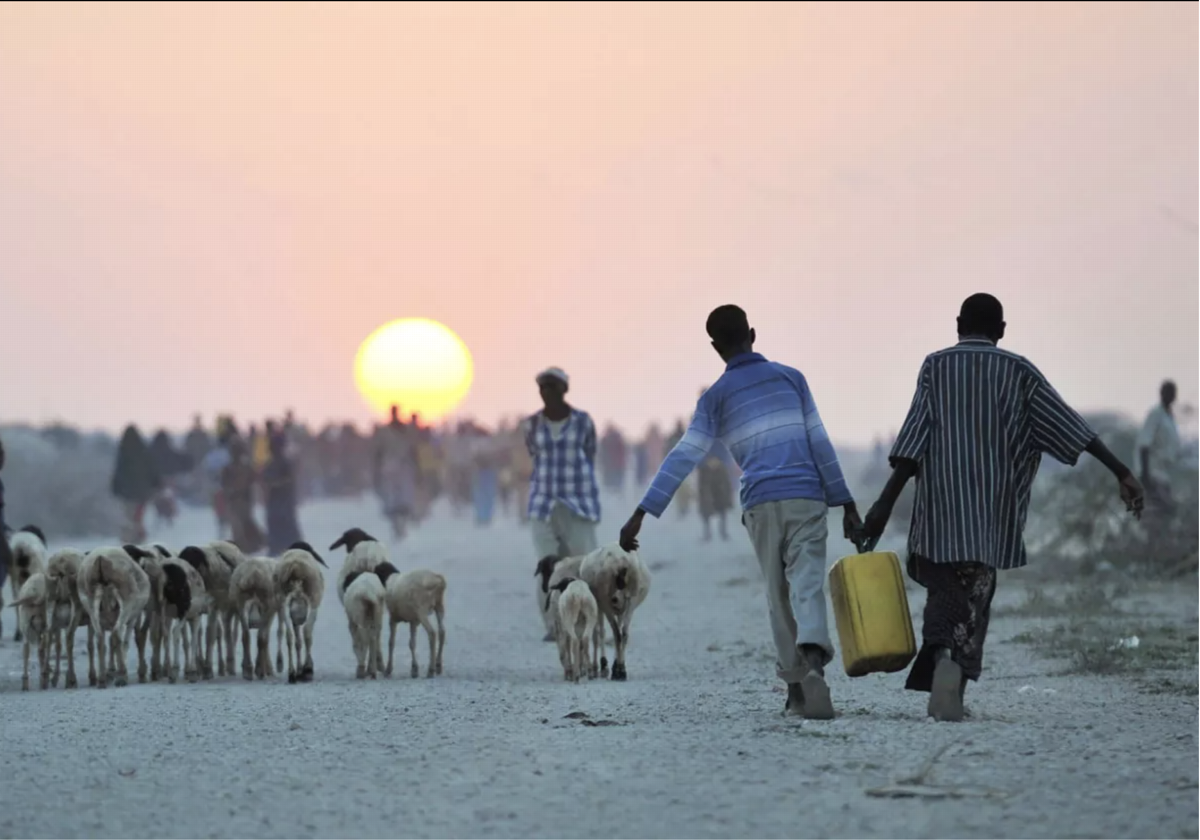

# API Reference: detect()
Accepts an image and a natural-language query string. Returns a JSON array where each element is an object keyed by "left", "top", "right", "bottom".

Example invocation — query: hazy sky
[{"left": 1, "top": 2, "right": 1195, "bottom": 445}]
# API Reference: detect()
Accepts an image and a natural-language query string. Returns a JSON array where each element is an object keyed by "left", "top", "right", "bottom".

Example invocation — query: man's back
[
  {"left": 913, "top": 340, "right": 1085, "bottom": 469},
  {"left": 891, "top": 338, "right": 1096, "bottom": 569},
  {"left": 650, "top": 351, "right": 851, "bottom": 512}
]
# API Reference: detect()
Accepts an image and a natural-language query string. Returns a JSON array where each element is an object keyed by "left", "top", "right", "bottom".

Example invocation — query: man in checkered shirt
[{"left": 523, "top": 367, "right": 601, "bottom": 639}]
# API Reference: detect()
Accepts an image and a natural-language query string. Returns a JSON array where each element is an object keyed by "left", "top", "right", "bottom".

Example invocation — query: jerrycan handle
[{"left": 853, "top": 532, "right": 880, "bottom": 555}]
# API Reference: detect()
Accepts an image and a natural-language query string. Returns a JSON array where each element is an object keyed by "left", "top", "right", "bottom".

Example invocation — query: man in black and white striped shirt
[{"left": 861, "top": 293, "right": 1144, "bottom": 722}]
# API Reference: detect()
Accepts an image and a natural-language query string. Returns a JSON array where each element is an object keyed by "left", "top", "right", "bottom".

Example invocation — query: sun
[{"left": 354, "top": 318, "right": 474, "bottom": 423}]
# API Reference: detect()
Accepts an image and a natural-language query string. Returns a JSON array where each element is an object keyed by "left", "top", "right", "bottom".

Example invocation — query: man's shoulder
[
  {"left": 1143, "top": 404, "right": 1168, "bottom": 425},
  {"left": 722, "top": 358, "right": 804, "bottom": 387},
  {"left": 764, "top": 359, "right": 804, "bottom": 380},
  {"left": 763, "top": 361, "right": 808, "bottom": 395},
  {"left": 928, "top": 343, "right": 1039, "bottom": 374}
]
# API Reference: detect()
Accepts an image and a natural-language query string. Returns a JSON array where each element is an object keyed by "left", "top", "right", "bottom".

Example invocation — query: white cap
[{"left": 535, "top": 367, "right": 569, "bottom": 386}]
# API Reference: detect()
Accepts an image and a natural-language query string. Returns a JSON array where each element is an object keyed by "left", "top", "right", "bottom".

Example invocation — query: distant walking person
[
  {"left": 220, "top": 438, "right": 265, "bottom": 554},
  {"left": 183, "top": 413, "right": 212, "bottom": 504},
  {"left": 599, "top": 424, "right": 628, "bottom": 495},
  {"left": 1135, "top": 379, "right": 1181, "bottom": 530},
  {"left": 664, "top": 419, "right": 695, "bottom": 517},
  {"left": 373, "top": 405, "right": 418, "bottom": 540},
  {"left": 697, "top": 455, "right": 733, "bottom": 541},
  {"left": 204, "top": 422, "right": 234, "bottom": 539},
  {"left": 861, "top": 293, "right": 1144, "bottom": 722},
  {"left": 111, "top": 424, "right": 163, "bottom": 544},
  {"left": 633, "top": 441, "right": 649, "bottom": 489},
  {"left": 262, "top": 433, "right": 303, "bottom": 555},
  {"left": 619, "top": 306, "right": 861, "bottom": 720},
  {"left": 526, "top": 367, "right": 601, "bottom": 639},
  {"left": 471, "top": 425, "right": 501, "bottom": 526}
]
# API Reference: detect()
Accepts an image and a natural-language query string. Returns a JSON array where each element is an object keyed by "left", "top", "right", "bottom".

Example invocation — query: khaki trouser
[
  {"left": 742, "top": 497, "right": 833, "bottom": 684},
  {"left": 532, "top": 503, "right": 600, "bottom": 634}
]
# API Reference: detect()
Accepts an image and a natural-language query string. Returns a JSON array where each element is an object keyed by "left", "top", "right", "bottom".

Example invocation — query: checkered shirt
[{"left": 524, "top": 408, "right": 601, "bottom": 523}]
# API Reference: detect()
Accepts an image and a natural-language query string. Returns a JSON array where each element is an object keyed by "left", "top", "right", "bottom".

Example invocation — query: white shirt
[
  {"left": 1135, "top": 403, "right": 1181, "bottom": 483},
  {"left": 544, "top": 417, "right": 568, "bottom": 442}
]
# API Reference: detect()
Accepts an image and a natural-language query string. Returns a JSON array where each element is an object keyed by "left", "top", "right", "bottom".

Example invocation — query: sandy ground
[{"left": 0, "top": 491, "right": 1195, "bottom": 839}]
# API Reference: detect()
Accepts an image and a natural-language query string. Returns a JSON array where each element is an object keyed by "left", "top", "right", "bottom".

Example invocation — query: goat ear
[
  {"left": 312, "top": 551, "right": 328, "bottom": 568},
  {"left": 329, "top": 536, "right": 346, "bottom": 551}
]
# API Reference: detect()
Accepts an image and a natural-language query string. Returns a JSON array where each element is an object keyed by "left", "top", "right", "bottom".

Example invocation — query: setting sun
[{"left": 354, "top": 318, "right": 474, "bottom": 423}]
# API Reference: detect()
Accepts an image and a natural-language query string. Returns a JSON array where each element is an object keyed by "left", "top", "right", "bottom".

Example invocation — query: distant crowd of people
[{"left": 98, "top": 388, "right": 742, "bottom": 552}]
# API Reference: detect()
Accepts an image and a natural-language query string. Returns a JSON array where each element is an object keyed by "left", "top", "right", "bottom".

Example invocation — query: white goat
[
  {"left": 9, "top": 525, "right": 47, "bottom": 643},
  {"left": 77, "top": 547, "right": 151, "bottom": 689},
  {"left": 9, "top": 572, "right": 50, "bottom": 691},
  {"left": 159, "top": 557, "right": 211, "bottom": 684},
  {"left": 329, "top": 528, "right": 389, "bottom": 603},
  {"left": 374, "top": 562, "right": 446, "bottom": 679},
  {"left": 542, "top": 553, "right": 593, "bottom": 669},
  {"left": 551, "top": 577, "right": 598, "bottom": 683},
  {"left": 534, "top": 553, "right": 577, "bottom": 641},
  {"left": 330, "top": 527, "right": 389, "bottom": 671},
  {"left": 229, "top": 556, "right": 277, "bottom": 680},
  {"left": 177, "top": 540, "right": 245, "bottom": 678},
  {"left": 44, "top": 548, "right": 88, "bottom": 689},
  {"left": 578, "top": 544, "right": 652, "bottom": 682},
  {"left": 341, "top": 569, "right": 385, "bottom": 680},
  {"left": 124, "top": 544, "right": 168, "bottom": 682},
  {"left": 273, "top": 542, "right": 327, "bottom": 684}
]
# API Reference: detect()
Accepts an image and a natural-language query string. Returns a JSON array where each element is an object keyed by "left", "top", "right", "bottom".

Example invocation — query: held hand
[
  {"left": 842, "top": 504, "right": 863, "bottom": 541},
  {"left": 1119, "top": 473, "right": 1145, "bottom": 520},
  {"left": 861, "top": 499, "right": 893, "bottom": 542},
  {"left": 619, "top": 510, "right": 645, "bottom": 552}
]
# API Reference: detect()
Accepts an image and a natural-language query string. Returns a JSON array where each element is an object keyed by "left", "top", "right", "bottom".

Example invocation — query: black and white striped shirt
[{"left": 890, "top": 338, "right": 1096, "bottom": 570}]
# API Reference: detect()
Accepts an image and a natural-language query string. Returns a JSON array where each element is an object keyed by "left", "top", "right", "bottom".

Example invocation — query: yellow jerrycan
[{"left": 827, "top": 536, "right": 917, "bottom": 677}]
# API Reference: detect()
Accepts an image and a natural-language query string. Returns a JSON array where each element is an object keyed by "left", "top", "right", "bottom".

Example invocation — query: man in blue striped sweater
[{"left": 619, "top": 305, "right": 862, "bottom": 719}]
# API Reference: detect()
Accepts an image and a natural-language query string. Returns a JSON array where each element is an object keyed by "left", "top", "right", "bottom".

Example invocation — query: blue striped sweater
[{"left": 639, "top": 352, "right": 854, "bottom": 517}]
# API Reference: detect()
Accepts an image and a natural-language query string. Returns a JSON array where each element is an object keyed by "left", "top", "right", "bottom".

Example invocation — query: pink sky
[{"left": 0, "top": 2, "right": 1195, "bottom": 445}]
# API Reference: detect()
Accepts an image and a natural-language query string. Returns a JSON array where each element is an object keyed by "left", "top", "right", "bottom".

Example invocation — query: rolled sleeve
[
  {"left": 1029, "top": 377, "right": 1095, "bottom": 466},
  {"left": 890, "top": 358, "right": 934, "bottom": 466}
]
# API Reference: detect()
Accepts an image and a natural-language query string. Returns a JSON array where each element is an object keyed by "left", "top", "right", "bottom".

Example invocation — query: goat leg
[
  {"left": 135, "top": 614, "right": 150, "bottom": 683},
  {"left": 422, "top": 616, "right": 437, "bottom": 678},
  {"left": 275, "top": 606, "right": 285, "bottom": 675},
  {"left": 52, "top": 630, "right": 63, "bottom": 688},
  {"left": 21, "top": 635, "right": 31, "bottom": 691},
  {"left": 386, "top": 621, "right": 397, "bottom": 678},
  {"left": 300, "top": 620, "right": 315, "bottom": 682},
  {"left": 87, "top": 624, "right": 97, "bottom": 687},
  {"left": 241, "top": 616, "right": 254, "bottom": 680},
  {"left": 65, "top": 613, "right": 79, "bottom": 689},
  {"left": 150, "top": 612, "right": 163, "bottom": 681}
]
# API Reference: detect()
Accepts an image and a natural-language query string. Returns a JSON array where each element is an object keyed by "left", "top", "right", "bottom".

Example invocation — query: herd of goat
[{"left": 2, "top": 524, "right": 652, "bottom": 691}]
